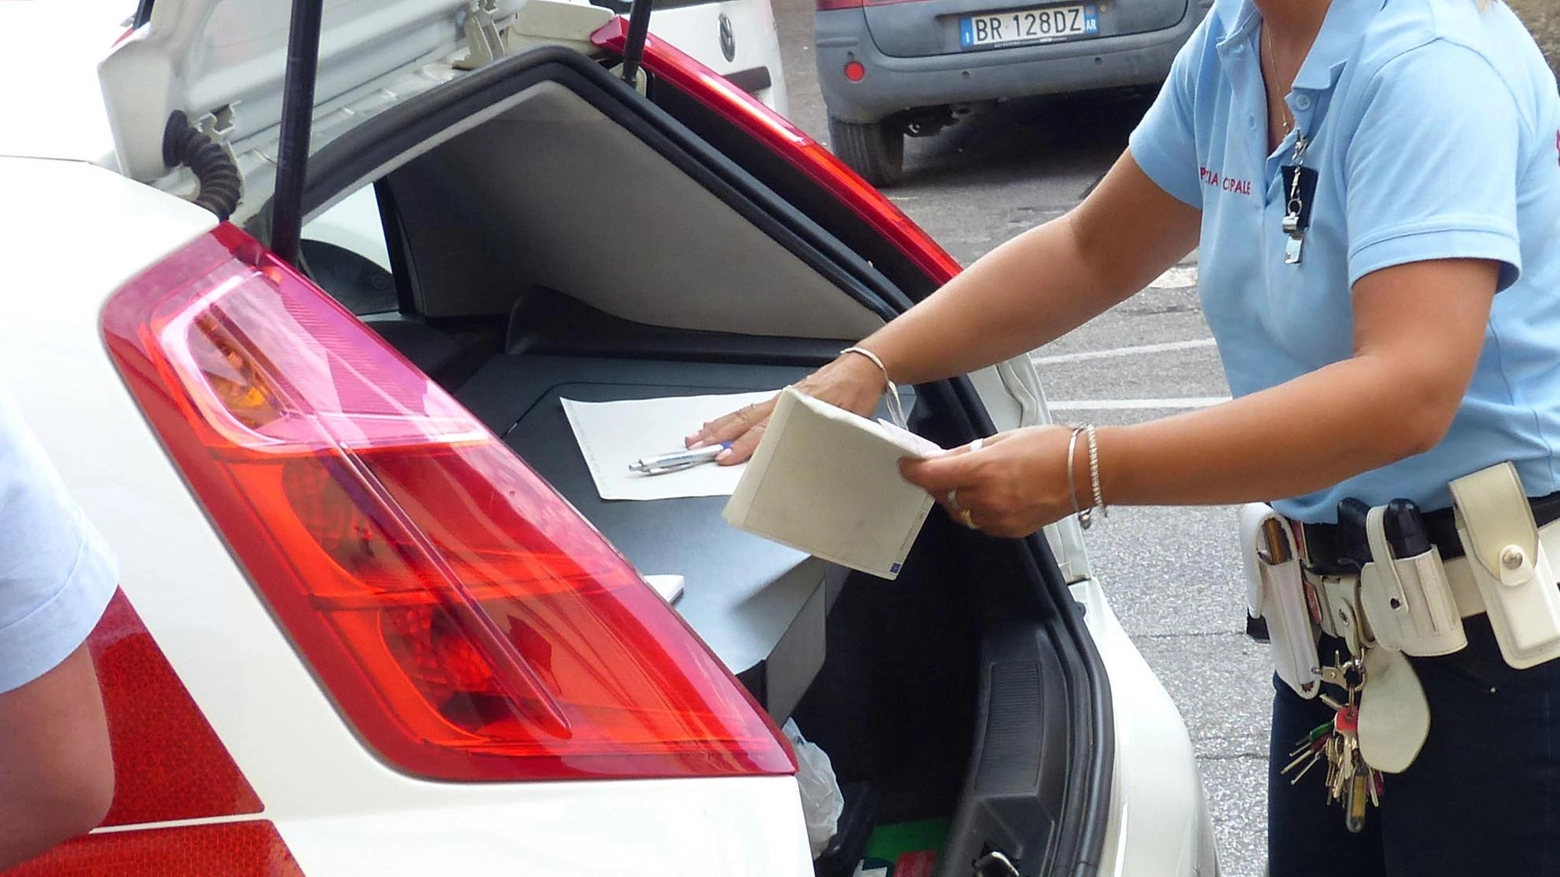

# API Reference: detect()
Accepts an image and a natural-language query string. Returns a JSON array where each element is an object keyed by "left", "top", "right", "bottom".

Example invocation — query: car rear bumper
[{"left": 814, "top": 3, "right": 1209, "bottom": 123}]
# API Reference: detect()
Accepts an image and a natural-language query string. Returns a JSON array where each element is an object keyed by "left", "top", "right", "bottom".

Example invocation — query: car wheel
[{"left": 827, "top": 116, "right": 904, "bottom": 188}]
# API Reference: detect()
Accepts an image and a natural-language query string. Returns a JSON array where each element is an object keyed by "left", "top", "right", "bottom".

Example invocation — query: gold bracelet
[{"left": 1085, "top": 423, "right": 1107, "bottom": 520}]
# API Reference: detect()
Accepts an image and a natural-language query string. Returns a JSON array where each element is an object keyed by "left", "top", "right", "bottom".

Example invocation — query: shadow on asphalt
[{"left": 895, "top": 89, "right": 1158, "bottom": 190}]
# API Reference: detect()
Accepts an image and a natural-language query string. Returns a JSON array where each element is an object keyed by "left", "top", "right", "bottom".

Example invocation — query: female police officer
[{"left": 690, "top": 0, "right": 1560, "bottom": 872}]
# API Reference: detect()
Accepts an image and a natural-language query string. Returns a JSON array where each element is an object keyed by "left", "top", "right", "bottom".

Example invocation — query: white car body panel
[
  {"left": 643, "top": 0, "right": 788, "bottom": 115},
  {"left": 305, "top": 185, "right": 395, "bottom": 271},
  {"left": 0, "top": 156, "right": 813, "bottom": 875},
  {"left": 99, "top": 0, "right": 785, "bottom": 188},
  {"left": 0, "top": 0, "right": 129, "bottom": 164},
  {"left": 1072, "top": 579, "right": 1218, "bottom": 877},
  {"left": 99, "top": 0, "right": 502, "bottom": 181}
]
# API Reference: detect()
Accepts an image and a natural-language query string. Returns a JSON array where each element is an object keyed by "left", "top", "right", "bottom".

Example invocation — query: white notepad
[{"left": 723, "top": 388, "right": 944, "bottom": 580}]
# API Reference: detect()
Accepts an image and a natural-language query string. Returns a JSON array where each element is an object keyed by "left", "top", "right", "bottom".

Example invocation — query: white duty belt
[
  {"left": 1293, "top": 463, "right": 1560, "bottom": 672},
  {"left": 1243, "top": 462, "right": 1560, "bottom": 787},
  {"left": 1242, "top": 463, "right": 1560, "bottom": 711},
  {"left": 1300, "top": 520, "right": 1560, "bottom": 641}
]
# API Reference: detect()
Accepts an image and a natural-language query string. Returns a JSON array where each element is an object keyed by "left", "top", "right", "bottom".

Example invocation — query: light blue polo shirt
[
  {"left": 1130, "top": 0, "right": 1560, "bottom": 522},
  {"left": 0, "top": 383, "right": 117, "bottom": 693}
]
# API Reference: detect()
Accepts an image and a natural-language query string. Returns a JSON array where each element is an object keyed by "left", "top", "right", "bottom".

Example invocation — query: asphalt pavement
[{"left": 766, "top": 1, "right": 1272, "bottom": 872}]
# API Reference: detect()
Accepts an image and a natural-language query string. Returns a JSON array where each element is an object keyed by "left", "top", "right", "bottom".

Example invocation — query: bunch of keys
[{"left": 1280, "top": 655, "right": 1384, "bottom": 833}]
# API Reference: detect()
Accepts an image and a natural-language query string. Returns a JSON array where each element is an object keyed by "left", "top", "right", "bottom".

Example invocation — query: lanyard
[{"left": 1281, "top": 133, "right": 1314, "bottom": 265}]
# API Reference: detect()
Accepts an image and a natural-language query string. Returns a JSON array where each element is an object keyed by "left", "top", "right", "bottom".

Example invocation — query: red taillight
[
  {"left": 844, "top": 60, "right": 867, "bottom": 82},
  {"left": 591, "top": 17, "right": 960, "bottom": 284},
  {"left": 102, "top": 225, "right": 794, "bottom": 781}
]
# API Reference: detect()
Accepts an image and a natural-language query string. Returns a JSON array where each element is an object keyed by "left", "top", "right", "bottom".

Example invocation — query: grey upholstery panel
[{"left": 391, "top": 81, "right": 884, "bottom": 338}]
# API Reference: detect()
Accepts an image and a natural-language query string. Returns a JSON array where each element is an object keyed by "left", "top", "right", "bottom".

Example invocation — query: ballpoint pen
[{"left": 628, "top": 442, "right": 733, "bottom": 475}]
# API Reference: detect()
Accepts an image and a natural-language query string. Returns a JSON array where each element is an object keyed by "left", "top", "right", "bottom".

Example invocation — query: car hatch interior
[{"left": 264, "top": 45, "right": 1107, "bottom": 877}]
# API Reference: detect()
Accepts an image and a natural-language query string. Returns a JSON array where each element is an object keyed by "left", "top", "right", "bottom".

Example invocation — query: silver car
[{"left": 815, "top": 0, "right": 1212, "bottom": 184}]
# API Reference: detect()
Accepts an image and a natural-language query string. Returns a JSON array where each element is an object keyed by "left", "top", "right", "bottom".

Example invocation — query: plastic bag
[{"left": 783, "top": 718, "right": 844, "bottom": 858}]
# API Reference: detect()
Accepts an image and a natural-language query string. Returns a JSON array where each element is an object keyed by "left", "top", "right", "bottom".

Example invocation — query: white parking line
[
  {"left": 1033, "top": 337, "right": 1218, "bottom": 365},
  {"left": 1049, "top": 396, "right": 1231, "bottom": 411},
  {"left": 1148, "top": 264, "right": 1200, "bottom": 289}
]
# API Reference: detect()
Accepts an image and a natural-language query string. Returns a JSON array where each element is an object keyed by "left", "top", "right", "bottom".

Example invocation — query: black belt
[{"left": 1297, "top": 490, "right": 1560, "bottom": 576}]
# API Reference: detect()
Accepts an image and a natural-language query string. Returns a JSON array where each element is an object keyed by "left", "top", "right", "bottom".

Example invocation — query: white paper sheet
[{"left": 562, "top": 391, "right": 779, "bottom": 501}]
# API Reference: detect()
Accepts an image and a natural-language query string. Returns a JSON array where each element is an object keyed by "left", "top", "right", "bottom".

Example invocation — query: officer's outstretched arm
[
  {"left": 1098, "top": 258, "right": 1498, "bottom": 508},
  {"left": 841, "top": 149, "right": 1201, "bottom": 388},
  {"left": 691, "top": 149, "right": 1200, "bottom": 464}
]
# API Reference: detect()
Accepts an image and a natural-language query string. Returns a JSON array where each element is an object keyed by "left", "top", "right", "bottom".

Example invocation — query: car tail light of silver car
[{"left": 102, "top": 224, "right": 796, "bottom": 782}]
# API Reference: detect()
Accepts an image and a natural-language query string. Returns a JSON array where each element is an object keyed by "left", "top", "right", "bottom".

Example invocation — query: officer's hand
[
  {"left": 898, "top": 425, "right": 1080, "bottom": 538},
  {"left": 685, "top": 352, "right": 888, "bottom": 465}
]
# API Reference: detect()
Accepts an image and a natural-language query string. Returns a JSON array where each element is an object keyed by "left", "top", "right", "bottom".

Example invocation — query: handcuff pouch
[{"left": 1450, "top": 463, "right": 1560, "bottom": 669}]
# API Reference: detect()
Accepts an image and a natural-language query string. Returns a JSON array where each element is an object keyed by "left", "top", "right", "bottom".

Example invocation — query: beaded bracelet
[
  {"left": 1066, "top": 422, "right": 1107, "bottom": 526},
  {"left": 1085, "top": 423, "right": 1107, "bottom": 521}
]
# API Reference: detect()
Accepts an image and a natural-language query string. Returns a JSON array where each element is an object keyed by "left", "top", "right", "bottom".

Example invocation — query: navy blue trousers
[{"left": 1268, "top": 617, "right": 1560, "bottom": 876}]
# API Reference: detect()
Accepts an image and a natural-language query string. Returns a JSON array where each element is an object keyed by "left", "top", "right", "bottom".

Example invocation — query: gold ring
[
  {"left": 947, "top": 488, "right": 963, "bottom": 511},
  {"left": 959, "top": 508, "right": 977, "bottom": 530}
]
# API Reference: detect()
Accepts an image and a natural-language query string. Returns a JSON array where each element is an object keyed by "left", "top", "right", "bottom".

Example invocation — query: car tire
[{"left": 827, "top": 116, "right": 904, "bottom": 188}]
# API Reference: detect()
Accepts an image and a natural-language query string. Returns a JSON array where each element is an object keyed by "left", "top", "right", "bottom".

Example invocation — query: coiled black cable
[{"left": 161, "top": 111, "right": 242, "bottom": 221}]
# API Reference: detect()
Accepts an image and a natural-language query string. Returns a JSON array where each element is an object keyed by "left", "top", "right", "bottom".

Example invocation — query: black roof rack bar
[
  {"left": 618, "top": 0, "right": 654, "bottom": 88},
  {"left": 270, "top": 0, "right": 326, "bottom": 266}
]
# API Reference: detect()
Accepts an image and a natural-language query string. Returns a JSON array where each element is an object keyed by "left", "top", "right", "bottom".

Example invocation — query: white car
[
  {"left": 586, "top": 0, "right": 789, "bottom": 115},
  {"left": 0, "top": 0, "right": 1214, "bottom": 875}
]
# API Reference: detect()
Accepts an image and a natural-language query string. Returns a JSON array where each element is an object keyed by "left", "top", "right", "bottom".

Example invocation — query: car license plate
[{"left": 959, "top": 4, "right": 1098, "bottom": 49}]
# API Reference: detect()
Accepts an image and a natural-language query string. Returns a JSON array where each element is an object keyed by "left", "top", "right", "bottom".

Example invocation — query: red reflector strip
[
  {"left": 591, "top": 17, "right": 960, "bottom": 284},
  {"left": 89, "top": 590, "right": 262, "bottom": 826},
  {"left": 4, "top": 821, "right": 303, "bottom": 877}
]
